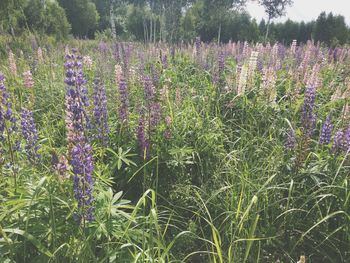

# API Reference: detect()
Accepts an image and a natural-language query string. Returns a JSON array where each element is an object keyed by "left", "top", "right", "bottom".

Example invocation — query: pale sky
[{"left": 245, "top": 0, "right": 350, "bottom": 25}]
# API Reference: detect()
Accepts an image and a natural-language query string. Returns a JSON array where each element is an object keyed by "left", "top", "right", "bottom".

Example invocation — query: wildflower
[
  {"left": 118, "top": 77, "right": 129, "bottom": 124},
  {"left": 262, "top": 66, "right": 277, "bottom": 104},
  {"left": 121, "top": 43, "right": 132, "bottom": 76},
  {"left": 290, "top": 40, "right": 297, "bottom": 54},
  {"left": 164, "top": 116, "right": 172, "bottom": 140},
  {"left": 285, "top": 128, "right": 296, "bottom": 150},
  {"left": 218, "top": 52, "right": 225, "bottom": 74},
  {"left": 164, "top": 129, "right": 172, "bottom": 140},
  {"left": 23, "top": 71, "right": 34, "bottom": 89},
  {"left": 64, "top": 49, "right": 90, "bottom": 131},
  {"left": 52, "top": 152, "right": 69, "bottom": 180},
  {"left": 83, "top": 56, "right": 93, "bottom": 70},
  {"left": 115, "top": 64, "right": 123, "bottom": 85},
  {"left": 195, "top": 37, "right": 201, "bottom": 58},
  {"left": 150, "top": 103, "right": 162, "bottom": 128},
  {"left": 137, "top": 111, "right": 150, "bottom": 160},
  {"left": 114, "top": 43, "right": 121, "bottom": 63},
  {"left": 20, "top": 108, "right": 40, "bottom": 162},
  {"left": 301, "top": 85, "right": 316, "bottom": 137},
  {"left": 8, "top": 51, "right": 17, "bottom": 76},
  {"left": 342, "top": 124, "right": 350, "bottom": 151},
  {"left": 319, "top": 116, "right": 333, "bottom": 145},
  {"left": 162, "top": 54, "right": 168, "bottom": 70},
  {"left": 92, "top": 79, "right": 109, "bottom": 145},
  {"left": 98, "top": 41, "right": 108, "bottom": 53},
  {"left": 0, "top": 73, "right": 17, "bottom": 141},
  {"left": 248, "top": 51, "right": 259, "bottom": 78},
  {"left": 37, "top": 47, "right": 43, "bottom": 64},
  {"left": 165, "top": 116, "right": 172, "bottom": 126},
  {"left": 332, "top": 129, "right": 344, "bottom": 153},
  {"left": 71, "top": 141, "right": 94, "bottom": 222},
  {"left": 151, "top": 65, "right": 160, "bottom": 87},
  {"left": 305, "top": 64, "right": 321, "bottom": 88},
  {"left": 237, "top": 64, "right": 248, "bottom": 96},
  {"left": 144, "top": 75, "right": 155, "bottom": 103}
]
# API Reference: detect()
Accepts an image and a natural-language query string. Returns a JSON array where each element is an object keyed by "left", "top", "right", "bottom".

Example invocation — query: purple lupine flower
[
  {"left": 151, "top": 65, "right": 160, "bottom": 87},
  {"left": 162, "top": 54, "right": 168, "bottom": 70},
  {"left": 118, "top": 77, "right": 129, "bottom": 124},
  {"left": 285, "top": 128, "right": 296, "bottom": 150},
  {"left": 92, "top": 79, "right": 109, "bottom": 145},
  {"left": 144, "top": 75, "right": 155, "bottom": 103},
  {"left": 64, "top": 49, "right": 91, "bottom": 132},
  {"left": 332, "top": 129, "right": 344, "bottom": 153},
  {"left": 342, "top": 124, "right": 350, "bottom": 152},
  {"left": 319, "top": 116, "right": 333, "bottom": 145},
  {"left": 137, "top": 111, "right": 150, "bottom": 160},
  {"left": 164, "top": 129, "right": 171, "bottom": 140},
  {"left": 150, "top": 102, "right": 162, "bottom": 128},
  {"left": 64, "top": 51, "right": 95, "bottom": 223},
  {"left": 0, "top": 74, "right": 7, "bottom": 140},
  {"left": 98, "top": 41, "right": 108, "bottom": 54},
  {"left": 71, "top": 141, "right": 94, "bottom": 222},
  {"left": 20, "top": 108, "right": 40, "bottom": 161},
  {"left": 0, "top": 109, "right": 4, "bottom": 141},
  {"left": 301, "top": 85, "right": 317, "bottom": 137},
  {"left": 53, "top": 154, "right": 69, "bottom": 180},
  {"left": 0, "top": 73, "right": 17, "bottom": 141},
  {"left": 121, "top": 43, "right": 132, "bottom": 76}
]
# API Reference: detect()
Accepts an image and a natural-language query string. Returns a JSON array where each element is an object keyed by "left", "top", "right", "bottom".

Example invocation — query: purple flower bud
[
  {"left": 162, "top": 54, "right": 168, "bottom": 69},
  {"left": 20, "top": 108, "right": 40, "bottom": 161},
  {"left": 150, "top": 103, "right": 162, "bottom": 128},
  {"left": 285, "top": 128, "right": 296, "bottom": 150},
  {"left": 144, "top": 75, "right": 155, "bottom": 103},
  {"left": 332, "top": 129, "right": 344, "bottom": 153},
  {"left": 119, "top": 77, "right": 129, "bottom": 124},
  {"left": 137, "top": 111, "right": 150, "bottom": 160},
  {"left": 71, "top": 141, "right": 94, "bottom": 222},
  {"left": 301, "top": 85, "right": 317, "bottom": 137},
  {"left": 92, "top": 79, "right": 109, "bottom": 145},
  {"left": 319, "top": 116, "right": 333, "bottom": 145},
  {"left": 164, "top": 129, "right": 171, "bottom": 140}
]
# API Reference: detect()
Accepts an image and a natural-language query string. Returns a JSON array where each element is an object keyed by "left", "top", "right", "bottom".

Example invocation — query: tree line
[{"left": 0, "top": 0, "right": 349, "bottom": 45}]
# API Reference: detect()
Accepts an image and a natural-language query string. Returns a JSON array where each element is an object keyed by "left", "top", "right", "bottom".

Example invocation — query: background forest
[{"left": 1, "top": 0, "right": 350, "bottom": 46}]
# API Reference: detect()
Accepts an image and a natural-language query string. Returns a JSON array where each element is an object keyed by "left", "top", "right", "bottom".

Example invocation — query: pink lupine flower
[
  {"left": 8, "top": 51, "right": 17, "bottom": 76},
  {"left": 23, "top": 71, "right": 34, "bottom": 89}
]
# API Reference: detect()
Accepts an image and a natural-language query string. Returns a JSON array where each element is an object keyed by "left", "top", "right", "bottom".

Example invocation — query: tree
[
  {"left": 45, "top": 1, "right": 71, "bottom": 40},
  {"left": 23, "top": 0, "right": 70, "bottom": 39},
  {"left": 258, "top": 0, "right": 293, "bottom": 40},
  {"left": 194, "top": 0, "right": 247, "bottom": 43},
  {"left": 58, "top": 0, "right": 99, "bottom": 38},
  {"left": 0, "top": 0, "right": 27, "bottom": 36}
]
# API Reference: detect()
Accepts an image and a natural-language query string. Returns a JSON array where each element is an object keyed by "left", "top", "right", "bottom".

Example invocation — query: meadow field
[{"left": 0, "top": 37, "right": 349, "bottom": 262}]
